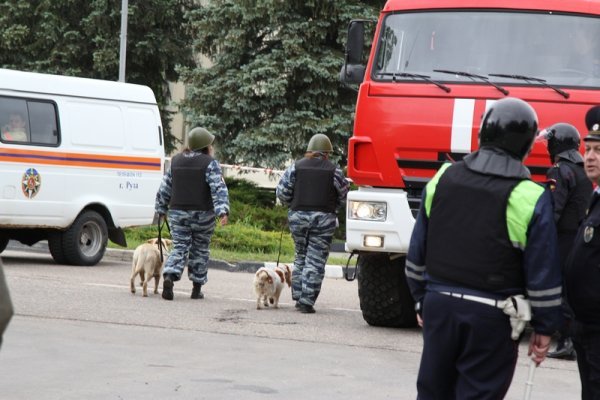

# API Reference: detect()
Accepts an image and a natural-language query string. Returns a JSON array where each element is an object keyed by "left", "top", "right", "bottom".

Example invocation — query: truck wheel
[
  {"left": 357, "top": 253, "right": 417, "bottom": 328},
  {"left": 62, "top": 211, "right": 108, "bottom": 266},
  {"left": 48, "top": 232, "right": 68, "bottom": 264},
  {"left": 0, "top": 237, "right": 8, "bottom": 253}
]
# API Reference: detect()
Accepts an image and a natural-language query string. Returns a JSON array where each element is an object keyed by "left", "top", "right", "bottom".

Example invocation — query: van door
[{"left": 0, "top": 96, "right": 64, "bottom": 227}]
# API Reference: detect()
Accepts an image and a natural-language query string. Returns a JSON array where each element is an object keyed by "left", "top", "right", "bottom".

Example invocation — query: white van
[{"left": 0, "top": 69, "right": 165, "bottom": 265}]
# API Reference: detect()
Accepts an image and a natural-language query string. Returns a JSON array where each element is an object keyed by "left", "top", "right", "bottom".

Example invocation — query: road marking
[{"left": 86, "top": 283, "right": 361, "bottom": 312}]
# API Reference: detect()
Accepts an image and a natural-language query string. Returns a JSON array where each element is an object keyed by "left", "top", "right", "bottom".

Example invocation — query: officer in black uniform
[
  {"left": 564, "top": 105, "right": 600, "bottom": 400},
  {"left": 538, "top": 123, "right": 593, "bottom": 360},
  {"left": 405, "top": 98, "right": 563, "bottom": 399},
  {"left": 0, "top": 258, "right": 13, "bottom": 349}
]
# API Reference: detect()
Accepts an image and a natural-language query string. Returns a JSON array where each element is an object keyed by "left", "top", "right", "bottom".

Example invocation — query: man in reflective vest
[{"left": 405, "top": 97, "right": 562, "bottom": 399}]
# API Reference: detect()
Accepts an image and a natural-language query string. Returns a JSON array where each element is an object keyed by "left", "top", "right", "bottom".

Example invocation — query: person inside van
[{"left": 1, "top": 112, "right": 28, "bottom": 142}]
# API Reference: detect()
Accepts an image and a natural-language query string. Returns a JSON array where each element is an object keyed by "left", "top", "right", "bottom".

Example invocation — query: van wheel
[
  {"left": 357, "top": 253, "right": 417, "bottom": 328},
  {"left": 62, "top": 211, "right": 108, "bottom": 266},
  {"left": 0, "top": 237, "right": 8, "bottom": 254},
  {"left": 48, "top": 232, "right": 68, "bottom": 264}
]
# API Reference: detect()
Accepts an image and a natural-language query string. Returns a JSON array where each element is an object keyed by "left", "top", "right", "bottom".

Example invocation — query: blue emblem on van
[{"left": 22, "top": 168, "right": 41, "bottom": 199}]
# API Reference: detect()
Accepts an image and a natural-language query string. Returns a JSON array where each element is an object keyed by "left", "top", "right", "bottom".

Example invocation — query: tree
[
  {"left": 180, "top": 0, "right": 381, "bottom": 168},
  {"left": 0, "top": 0, "right": 197, "bottom": 154}
]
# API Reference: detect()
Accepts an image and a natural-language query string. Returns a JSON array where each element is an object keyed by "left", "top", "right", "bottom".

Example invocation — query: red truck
[{"left": 341, "top": 0, "right": 600, "bottom": 327}]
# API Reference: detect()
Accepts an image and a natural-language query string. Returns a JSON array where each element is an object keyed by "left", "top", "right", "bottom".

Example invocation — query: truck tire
[
  {"left": 62, "top": 210, "right": 108, "bottom": 266},
  {"left": 48, "top": 232, "right": 68, "bottom": 265},
  {"left": 357, "top": 253, "right": 417, "bottom": 328},
  {"left": 0, "top": 237, "right": 8, "bottom": 254}
]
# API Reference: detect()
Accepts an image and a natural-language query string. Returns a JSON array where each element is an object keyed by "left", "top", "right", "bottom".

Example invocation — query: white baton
[{"left": 523, "top": 358, "right": 537, "bottom": 400}]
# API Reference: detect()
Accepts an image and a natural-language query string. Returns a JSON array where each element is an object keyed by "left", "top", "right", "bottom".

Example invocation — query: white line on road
[{"left": 86, "top": 282, "right": 361, "bottom": 312}]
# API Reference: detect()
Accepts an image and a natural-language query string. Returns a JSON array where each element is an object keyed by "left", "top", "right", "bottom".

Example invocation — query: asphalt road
[{"left": 0, "top": 249, "right": 581, "bottom": 400}]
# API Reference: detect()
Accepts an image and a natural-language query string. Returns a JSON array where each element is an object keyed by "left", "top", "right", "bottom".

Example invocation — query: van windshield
[{"left": 374, "top": 11, "right": 600, "bottom": 88}]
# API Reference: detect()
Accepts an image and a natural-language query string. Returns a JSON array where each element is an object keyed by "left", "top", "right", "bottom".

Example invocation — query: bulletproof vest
[
  {"left": 556, "top": 161, "right": 593, "bottom": 232},
  {"left": 290, "top": 157, "right": 337, "bottom": 213},
  {"left": 426, "top": 162, "right": 526, "bottom": 292},
  {"left": 169, "top": 152, "right": 214, "bottom": 211}
]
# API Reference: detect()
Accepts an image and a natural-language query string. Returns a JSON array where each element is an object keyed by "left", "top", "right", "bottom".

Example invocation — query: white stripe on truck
[{"left": 451, "top": 98, "right": 475, "bottom": 153}]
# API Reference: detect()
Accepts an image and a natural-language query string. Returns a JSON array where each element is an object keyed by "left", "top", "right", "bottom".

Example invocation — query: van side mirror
[{"left": 340, "top": 20, "right": 368, "bottom": 85}]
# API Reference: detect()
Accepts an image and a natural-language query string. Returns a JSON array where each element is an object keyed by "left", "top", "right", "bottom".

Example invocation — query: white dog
[
  {"left": 130, "top": 238, "right": 172, "bottom": 297},
  {"left": 253, "top": 264, "right": 292, "bottom": 309}
]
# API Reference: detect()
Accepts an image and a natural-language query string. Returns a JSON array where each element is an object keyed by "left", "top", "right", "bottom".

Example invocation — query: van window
[
  {"left": 0, "top": 96, "right": 59, "bottom": 146},
  {"left": 66, "top": 101, "right": 125, "bottom": 148},
  {"left": 128, "top": 106, "right": 159, "bottom": 152}
]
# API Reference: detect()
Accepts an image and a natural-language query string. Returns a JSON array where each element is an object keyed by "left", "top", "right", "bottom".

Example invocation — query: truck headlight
[{"left": 348, "top": 201, "right": 387, "bottom": 221}]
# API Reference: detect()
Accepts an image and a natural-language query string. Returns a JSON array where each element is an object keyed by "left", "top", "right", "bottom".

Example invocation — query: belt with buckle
[{"left": 439, "top": 291, "right": 505, "bottom": 309}]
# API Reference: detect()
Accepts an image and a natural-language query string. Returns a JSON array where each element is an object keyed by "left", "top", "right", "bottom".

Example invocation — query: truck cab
[{"left": 341, "top": 0, "right": 600, "bottom": 327}]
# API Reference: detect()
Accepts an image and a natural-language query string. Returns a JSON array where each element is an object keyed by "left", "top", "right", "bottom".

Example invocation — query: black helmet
[
  {"left": 479, "top": 97, "right": 539, "bottom": 159},
  {"left": 538, "top": 123, "right": 580, "bottom": 161}
]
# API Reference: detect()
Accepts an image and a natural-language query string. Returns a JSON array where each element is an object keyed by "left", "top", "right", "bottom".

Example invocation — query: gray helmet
[
  {"left": 306, "top": 134, "right": 333, "bottom": 153},
  {"left": 188, "top": 127, "right": 215, "bottom": 150}
]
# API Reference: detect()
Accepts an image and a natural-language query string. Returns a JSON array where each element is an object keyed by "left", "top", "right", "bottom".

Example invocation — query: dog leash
[
  {"left": 276, "top": 224, "right": 285, "bottom": 268},
  {"left": 157, "top": 214, "right": 170, "bottom": 263}
]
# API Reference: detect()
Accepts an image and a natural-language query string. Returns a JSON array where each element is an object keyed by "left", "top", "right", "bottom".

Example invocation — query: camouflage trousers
[
  {"left": 288, "top": 210, "right": 337, "bottom": 306},
  {"left": 163, "top": 209, "right": 216, "bottom": 285}
]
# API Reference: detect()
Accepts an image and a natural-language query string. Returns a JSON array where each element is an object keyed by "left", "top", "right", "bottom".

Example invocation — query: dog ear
[
  {"left": 284, "top": 265, "right": 292, "bottom": 287},
  {"left": 275, "top": 269, "right": 285, "bottom": 284},
  {"left": 165, "top": 239, "right": 173, "bottom": 246},
  {"left": 147, "top": 238, "right": 156, "bottom": 244}
]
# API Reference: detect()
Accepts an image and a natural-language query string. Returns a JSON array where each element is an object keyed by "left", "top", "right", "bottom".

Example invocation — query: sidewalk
[{"left": 5, "top": 240, "right": 352, "bottom": 279}]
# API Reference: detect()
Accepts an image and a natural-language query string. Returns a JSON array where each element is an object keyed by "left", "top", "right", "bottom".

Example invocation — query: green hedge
[{"left": 212, "top": 223, "right": 294, "bottom": 254}]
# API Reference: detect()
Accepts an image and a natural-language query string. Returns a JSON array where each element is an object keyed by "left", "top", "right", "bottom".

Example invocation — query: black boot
[
  {"left": 547, "top": 337, "right": 576, "bottom": 360},
  {"left": 296, "top": 303, "right": 315, "bottom": 314},
  {"left": 191, "top": 282, "right": 204, "bottom": 299},
  {"left": 161, "top": 274, "right": 175, "bottom": 300}
]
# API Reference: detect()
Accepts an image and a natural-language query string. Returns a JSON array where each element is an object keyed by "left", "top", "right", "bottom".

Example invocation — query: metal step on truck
[{"left": 341, "top": 0, "right": 600, "bottom": 327}]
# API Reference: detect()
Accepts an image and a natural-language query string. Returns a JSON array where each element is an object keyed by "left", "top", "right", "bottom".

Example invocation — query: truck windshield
[{"left": 374, "top": 11, "right": 600, "bottom": 88}]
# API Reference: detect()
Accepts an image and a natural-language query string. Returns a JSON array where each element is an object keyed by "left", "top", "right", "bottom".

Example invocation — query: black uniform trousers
[
  {"left": 572, "top": 321, "right": 600, "bottom": 400},
  {"left": 417, "top": 291, "right": 518, "bottom": 400},
  {"left": 557, "top": 230, "right": 577, "bottom": 336}
]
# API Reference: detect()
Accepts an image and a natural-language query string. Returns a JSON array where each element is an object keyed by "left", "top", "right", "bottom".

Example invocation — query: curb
[{"left": 5, "top": 241, "right": 350, "bottom": 279}]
